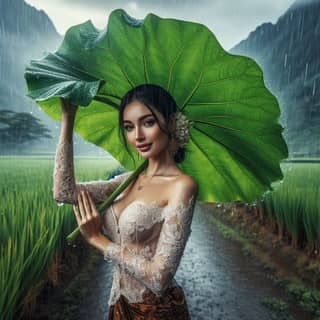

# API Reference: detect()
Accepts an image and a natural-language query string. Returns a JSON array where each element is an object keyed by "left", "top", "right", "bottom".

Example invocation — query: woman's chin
[{"left": 139, "top": 151, "right": 153, "bottom": 158}]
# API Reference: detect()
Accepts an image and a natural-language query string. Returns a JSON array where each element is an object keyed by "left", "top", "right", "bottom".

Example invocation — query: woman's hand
[
  {"left": 72, "top": 189, "right": 104, "bottom": 245},
  {"left": 60, "top": 97, "right": 78, "bottom": 116}
]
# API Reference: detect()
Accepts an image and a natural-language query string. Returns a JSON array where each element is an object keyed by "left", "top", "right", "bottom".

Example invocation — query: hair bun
[{"left": 174, "top": 147, "right": 185, "bottom": 163}]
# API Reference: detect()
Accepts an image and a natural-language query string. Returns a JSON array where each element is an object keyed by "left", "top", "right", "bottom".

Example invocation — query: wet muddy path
[{"left": 77, "top": 202, "right": 311, "bottom": 320}]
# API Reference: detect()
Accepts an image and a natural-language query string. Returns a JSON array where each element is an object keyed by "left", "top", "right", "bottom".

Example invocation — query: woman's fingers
[
  {"left": 81, "top": 190, "right": 92, "bottom": 218},
  {"left": 73, "top": 190, "right": 102, "bottom": 242},
  {"left": 60, "top": 97, "right": 78, "bottom": 113},
  {"left": 77, "top": 189, "right": 94, "bottom": 221},
  {"left": 72, "top": 204, "right": 81, "bottom": 224},
  {"left": 87, "top": 192, "right": 99, "bottom": 217},
  {"left": 77, "top": 191, "right": 87, "bottom": 221}
]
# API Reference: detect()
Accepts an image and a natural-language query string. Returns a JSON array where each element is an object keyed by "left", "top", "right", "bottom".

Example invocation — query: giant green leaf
[{"left": 24, "top": 8, "right": 288, "bottom": 204}]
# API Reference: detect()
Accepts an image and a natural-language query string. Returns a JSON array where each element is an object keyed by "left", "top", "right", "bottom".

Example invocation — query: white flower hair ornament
[{"left": 171, "top": 111, "right": 194, "bottom": 148}]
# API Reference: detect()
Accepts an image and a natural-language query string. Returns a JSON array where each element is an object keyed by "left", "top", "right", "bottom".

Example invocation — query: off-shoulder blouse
[{"left": 53, "top": 139, "right": 197, "bottom": 307}]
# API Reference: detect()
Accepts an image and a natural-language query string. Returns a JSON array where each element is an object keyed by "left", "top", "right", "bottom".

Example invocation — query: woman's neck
[{"left": 144, "top": 151, "right": 179, "bottom": 177}]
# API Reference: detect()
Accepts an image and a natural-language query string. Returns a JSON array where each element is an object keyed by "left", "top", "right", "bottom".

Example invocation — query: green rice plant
[
  {"left": 260, "top": 190, "right": 276, "bottom": 229},
  {"left": 261, "top": 162, "right": 320, "bottom": 249},
  {"left": 0, "top": 156, "right": 119, "bottom": 319},
  {"left": 272, "top": 182, "right": 287, "bottom": 240},
  {"left": 272, "top": 182, "right": 303, "bottom": 246},
  {"left": 283, "top": 188, "right": 303, "bottom": 248},
  {"left": 304, "top": 188, "right": 320, "bottom": 245}
]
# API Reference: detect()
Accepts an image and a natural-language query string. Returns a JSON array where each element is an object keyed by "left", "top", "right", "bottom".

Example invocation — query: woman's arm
[
  {"left": 52, "top": 98, "right": 77, "bottom": 204},
  {"left": 53, "top": 98, "right": 131, "bottom": 205},
  {"left": 92, "top": 177, "right": 199, "bottom": 295}
]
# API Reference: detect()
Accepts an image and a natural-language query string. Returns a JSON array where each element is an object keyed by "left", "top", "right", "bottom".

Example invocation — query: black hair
[{"left": 118, "top": 84, "right": 186, "bottom": 164}]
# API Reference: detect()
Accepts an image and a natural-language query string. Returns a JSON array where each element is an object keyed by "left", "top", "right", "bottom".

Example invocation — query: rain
[{"left": 1, "top": 0, "right": 319, "bottom": 319}]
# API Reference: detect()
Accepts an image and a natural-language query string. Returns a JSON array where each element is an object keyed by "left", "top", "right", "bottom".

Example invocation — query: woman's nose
[{"left": 135, "top": 126, "right": 145, "bottom": 141}]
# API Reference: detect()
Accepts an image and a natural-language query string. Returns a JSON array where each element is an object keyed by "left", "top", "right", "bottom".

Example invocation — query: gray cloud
[
  {"left": 63, "top": 0, "right": 208, "bottom": 8},
  {"left": 25, "top": 0, "right": 295, "bottom": 50}
]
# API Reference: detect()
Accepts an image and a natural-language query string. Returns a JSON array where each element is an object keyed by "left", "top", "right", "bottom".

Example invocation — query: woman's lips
[{"left": 137, "top": 143, "right": 152, "bottom": 152}]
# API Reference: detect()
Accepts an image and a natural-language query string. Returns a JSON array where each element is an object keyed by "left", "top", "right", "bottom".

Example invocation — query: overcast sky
[{"left": 25, "top": 0, "right": 296, "bottom": 50}]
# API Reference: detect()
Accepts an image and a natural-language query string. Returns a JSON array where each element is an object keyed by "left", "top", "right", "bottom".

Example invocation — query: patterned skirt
[{"left": 108, "top": 285, "right": 191, "bottom": 320}]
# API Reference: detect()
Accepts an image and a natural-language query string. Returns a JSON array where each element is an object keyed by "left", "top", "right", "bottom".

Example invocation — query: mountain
[
  {"left": 0, "top": 0, "right": 61, "bottom": 154},
  {"left": 0, "top": 0, "right": 60, "bottom": 111},
  {"left": 0, "top": 0, "right": 108, "bottom": 156},
  {"left": 230, "top": 0, "right": 320, "bottom": 157}
]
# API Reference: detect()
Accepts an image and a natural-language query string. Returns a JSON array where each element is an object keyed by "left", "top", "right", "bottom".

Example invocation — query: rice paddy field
[
  {"left": 0, "top": 156, "right": 121, "bottom": 319},
  {"left": 0, "top": 156, "right": 319, "bottom": 319},
  {"left": 259, "top": 161, "right": 320, "bottom": 254}
]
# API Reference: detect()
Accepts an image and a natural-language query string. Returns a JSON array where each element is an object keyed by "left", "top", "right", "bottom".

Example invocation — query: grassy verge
[{"left": 203, "top": 204, "right": 320, "bottom": 319}]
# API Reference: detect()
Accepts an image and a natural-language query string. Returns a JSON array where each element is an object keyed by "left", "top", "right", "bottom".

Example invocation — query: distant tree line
[{"left": 0, "top": 109, "right": 52, "bottom": 154}]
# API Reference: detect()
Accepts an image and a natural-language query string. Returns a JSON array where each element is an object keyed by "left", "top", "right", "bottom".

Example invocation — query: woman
[{"left": 53, "top": 84, "right": 198, "bottom": 319}]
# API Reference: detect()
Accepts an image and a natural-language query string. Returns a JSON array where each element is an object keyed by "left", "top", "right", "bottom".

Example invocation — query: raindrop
[
  {"left": 304, "top": 62, "right": 308, "bottom": 82},
  {"left": 312, "top": 80, "right": 316, "bottom": 96},
  {"left": 284, "top": 53, "right": 287, "bottom": 68}
]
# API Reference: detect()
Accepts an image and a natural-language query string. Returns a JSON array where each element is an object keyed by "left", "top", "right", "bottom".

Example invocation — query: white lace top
[{"left": 53, "top": 139, "right": 197, "bottom": 307}]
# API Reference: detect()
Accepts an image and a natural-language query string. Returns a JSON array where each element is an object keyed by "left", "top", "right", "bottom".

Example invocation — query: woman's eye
[
  {"left": 124, "top": 125, "right": 133, "bottom": 132},
  {"left": 144, "top": 119, "right": 155, "bottom": 127},
  {"left": 124, "top": 119, "right": 155, "bottom": 132}
]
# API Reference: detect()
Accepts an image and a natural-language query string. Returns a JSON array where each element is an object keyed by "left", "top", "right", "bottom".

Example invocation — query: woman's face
[{"left": 122, "top": 100, "right": 171, "bottom": 158}]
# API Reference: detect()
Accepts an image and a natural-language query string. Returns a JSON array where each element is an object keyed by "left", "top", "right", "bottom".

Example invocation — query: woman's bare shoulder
[
  {"left": 166, "top": 174, "right": 198, "bottom": 207},
  {"left": 172, "top": 173, "right": 199, "bottom": 195}
]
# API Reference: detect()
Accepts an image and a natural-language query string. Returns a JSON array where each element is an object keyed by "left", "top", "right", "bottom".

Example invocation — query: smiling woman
[
  {"left": 25, "top": 7, "right": 288, "bottom": 319},
  {"left": 118, "top": 84, "right": 188, "bottom": 164},
  {"left": 53, "top": 84, "right": 198, "bottom": 319}
]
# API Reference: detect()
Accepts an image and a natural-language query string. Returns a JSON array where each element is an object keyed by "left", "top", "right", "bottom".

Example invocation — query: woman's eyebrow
[{"left": 123, "top": 113, "right": 154, "bottom": 123}]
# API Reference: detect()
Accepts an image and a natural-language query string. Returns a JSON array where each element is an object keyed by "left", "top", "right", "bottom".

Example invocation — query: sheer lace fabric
[
  {"left": 53, "top": 138, "right": 197, "bottom": 307},
  {"left": 53, "top": 139, "right": 132, "bottom": 205},
  {"left": 102, "top": 196, "right": 196, "bottom": 306}
]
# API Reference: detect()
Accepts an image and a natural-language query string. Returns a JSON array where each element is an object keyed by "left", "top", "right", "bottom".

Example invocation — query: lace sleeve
[
  {"left": 53, "top": 139, "right": 132, "bottom": 205},
  {"left": 103, "top": 191, "right": 197, "bottom": 296}
]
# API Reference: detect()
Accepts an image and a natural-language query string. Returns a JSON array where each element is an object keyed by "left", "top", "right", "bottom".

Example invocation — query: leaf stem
[
  {"left": 66, "top": 159, "right": 148, "bottom": 244},
  {"left": 93, "top": 96, "right": 119, "bottom": 109}
]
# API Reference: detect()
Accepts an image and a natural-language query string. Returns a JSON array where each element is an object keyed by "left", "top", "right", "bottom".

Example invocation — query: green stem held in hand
[{"left": 66, "top": 160, "right": 148, "bottom": 244}]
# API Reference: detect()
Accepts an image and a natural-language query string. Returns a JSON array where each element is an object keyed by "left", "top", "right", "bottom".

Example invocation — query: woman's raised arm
[{"left": 53, "top": 98, "right": 132, "bottom": 206}]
